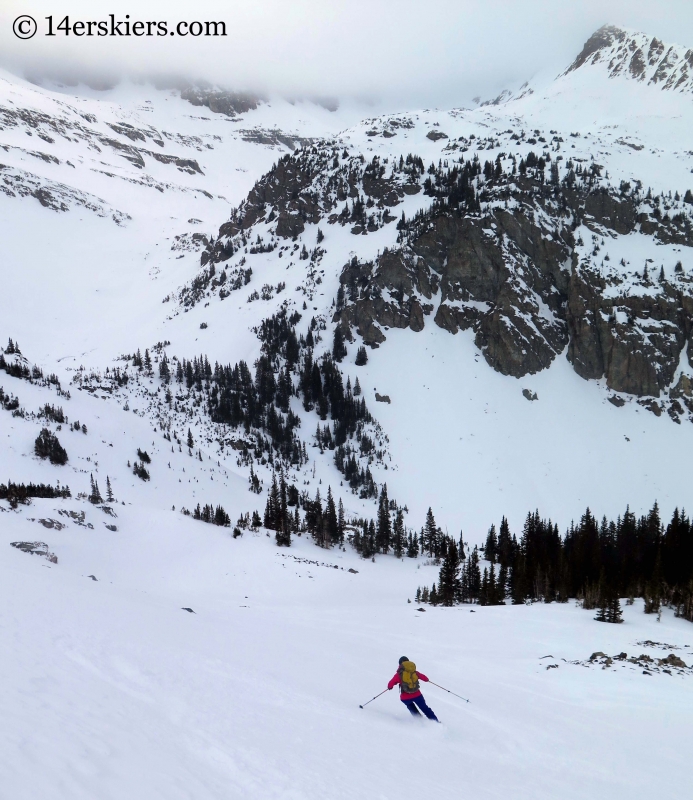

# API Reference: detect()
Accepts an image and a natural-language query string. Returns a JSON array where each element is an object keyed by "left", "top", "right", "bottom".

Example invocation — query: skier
[{"left": 388, "top": 656, "right": 440, "bottom": 721}]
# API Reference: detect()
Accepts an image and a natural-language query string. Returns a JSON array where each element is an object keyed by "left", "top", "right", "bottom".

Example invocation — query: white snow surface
[
  {"left": 1, "top": 28, "right": 693, "bottom": 798},
  {"left": 1, "top": 499, "right": 692, "bottom": 800}
]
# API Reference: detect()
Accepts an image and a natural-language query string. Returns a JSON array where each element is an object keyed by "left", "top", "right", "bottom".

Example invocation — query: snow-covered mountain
[
  {"left": 2, "top": 22, "right": 693, "bottom": 528},
  {"left": 2, "top": 26, "right": 693, "bottom": 799}
]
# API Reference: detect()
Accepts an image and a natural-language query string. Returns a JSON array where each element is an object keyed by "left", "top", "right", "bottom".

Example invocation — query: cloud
[{"left": 1, "top": 0, "right": 692, "bottom": 107}]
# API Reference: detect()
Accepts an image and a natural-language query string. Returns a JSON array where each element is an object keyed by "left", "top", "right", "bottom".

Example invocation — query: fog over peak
[{"left": 1, "top": 0, "right": 692, "bottom": 109}]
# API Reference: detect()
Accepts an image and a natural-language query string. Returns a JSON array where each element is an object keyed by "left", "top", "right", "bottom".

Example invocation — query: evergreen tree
[
  {"left": 438, "top": 541, "right": 462, "bottom": 606},
  {"left": 424, "top": 507, "right": 438, "bottom": 557},
  {"left": 497, "top": 563, "right": 508, "bottom": 603},
  {"left": 355, "top": 346, "right": 368, "bottom": 366},
  {"left": 159, "top": 354, "right": 170, "bottom": 383},
  {"left": 106, "top": 475, "right": 114, "bottom": 502},
  {"left": 337, "top": 498, "right": 346, "bottom": 544},
  {"left": 393, "top": 509, "right": 405, "bottom": 558},
  {"left": 89, "top": 473, "right": 103, "bottom": 505},
  {"left": 186, "top": 428, "right": 194, "bottom": 449},
  {"left": 479, "top": 567, "right": 489, "bottom": 606},
  {"left": 324, "top": 487, "right": 338, "bottom": 546},
  {"left": 485, "top": 524, "right": 498, "bottom": 564},
  {"left": 34, "top": 428, "right": 68, "bottom": 465},
  {"left": 429, "top": 582, "right": 439, "bottom": 605},
  {"left": 376, "top": 484, "right": 392, "bottom": 553},
  {"left": 608, "top": 596, "right": 624, "bottom": 623},
  {"left": 332, "top": 327, "right": 347, "bottom": 362},
  {"left": 275, "top": 472, "right": 291, "bottom": 546}
]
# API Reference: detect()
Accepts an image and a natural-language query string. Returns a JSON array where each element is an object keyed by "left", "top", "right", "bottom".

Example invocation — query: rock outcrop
[{"left": 334, "top": 167, "right": 693, "bottom": 402}]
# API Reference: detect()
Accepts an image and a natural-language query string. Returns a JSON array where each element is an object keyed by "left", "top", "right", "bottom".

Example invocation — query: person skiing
[{"left": 388, "top": 656, "right": 440, "bottom": 721}]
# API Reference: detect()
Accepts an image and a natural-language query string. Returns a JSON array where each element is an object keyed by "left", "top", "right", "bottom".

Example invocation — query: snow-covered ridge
[{"left": 564, "top": 24, "right": 693, "bottom": 95}]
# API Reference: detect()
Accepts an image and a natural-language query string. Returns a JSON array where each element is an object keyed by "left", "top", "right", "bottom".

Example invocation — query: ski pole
[
  {"left": 359, "top": 689, "right": 389, "bottom": 709},
  {"left": 429, "top": 681, "right": 470, "bottom": 703}
]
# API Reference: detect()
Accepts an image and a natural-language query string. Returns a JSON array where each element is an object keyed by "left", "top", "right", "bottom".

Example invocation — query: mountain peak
[{"left": 563, "top": 25, "right": 693, "bottom": 94}]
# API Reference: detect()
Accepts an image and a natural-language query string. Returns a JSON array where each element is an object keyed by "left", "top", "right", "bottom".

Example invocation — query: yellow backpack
[{"left": 399, "top": 660, "right": 420, "bottom": 693}]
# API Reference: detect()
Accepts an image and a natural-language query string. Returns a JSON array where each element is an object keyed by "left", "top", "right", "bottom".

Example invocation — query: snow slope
[{"left": 1, "top": 499, "right": 691, "bottom": 800}]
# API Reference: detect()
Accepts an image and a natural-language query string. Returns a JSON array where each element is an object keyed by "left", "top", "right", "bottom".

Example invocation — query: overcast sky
[{"left": 1, "top": 1, "right": 692, "bottom": 107}]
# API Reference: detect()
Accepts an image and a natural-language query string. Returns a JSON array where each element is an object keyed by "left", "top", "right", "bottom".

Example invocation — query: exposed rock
[
  {"left": 335, "top": 172, "right": 693, "bottom": 397},
  {"left": 426, "top": 130, "right": 449, "bottom": 141},
  {"left": 375, "top": 393, "right": 391, "bottom": 404},
  {"left": 659, "top": 653, "right": 687, "bottom": 668},
  {"left": 563, "top": 25, "right": 693, "bottom": 98},
  {"left": 37, "top": 518, "right": 65, "bottom": 530},
  {"left": 10, "top": 541, "right": 57, "bottom": 563},
  {"left": 239, "top": 128, "right": 314, "bottom": 151},
  {"left": 179, "top": 87, "right": 262, "bottom": 117},
  {"left": 522, "top": 389, "right": 538, "bottom": 401},
  {"left": 0, "top": 164, "right": 129, "bottom": 224}
]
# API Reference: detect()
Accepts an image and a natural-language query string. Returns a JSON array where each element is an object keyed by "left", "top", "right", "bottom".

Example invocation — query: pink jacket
[{"left": 388, "top": 669, "right": 429, "bottom": 700}]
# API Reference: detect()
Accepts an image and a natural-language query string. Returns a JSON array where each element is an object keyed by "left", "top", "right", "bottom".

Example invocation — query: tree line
[{"left": 421, "top": 503, "right": 693, "bottom": 625}]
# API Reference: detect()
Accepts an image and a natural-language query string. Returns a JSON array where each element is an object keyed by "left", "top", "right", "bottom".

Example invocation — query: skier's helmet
[{"left": 399, "top": 655, "right": 409, "bottom": 665}]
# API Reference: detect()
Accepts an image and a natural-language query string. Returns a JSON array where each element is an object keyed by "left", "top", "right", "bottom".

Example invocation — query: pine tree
[
  {"left": 187, "top": 428, "right": 194, "bottom": 450},
  {"left": 265, "top": 474, "right": 281, "bottom": 531},
  {"left": 393, "top": 509, "right": 405, "bottom": 558},
  {"left": 594, "top": 597, "right": 608, "bottom": 622},
  {"left": 424, "top": 507, "right": 438, "bottom": 557},
  {"left": 337, "top": 498, "right": 345, "bottom": 544},
  {"left": 89, "top": 473, "right": 103, "bottom": 504},
  {"left": 485, "top": 524, "right": 498, "bottom": 564},
  {"left": 608, "top": 596, "right": 624, "bottom": 623},
  {"left": 34, "top": 429, "right": 68, "bottom": 465},
  {"left": 498, "top": 516, "right": 512, "bottom": 567},
  {"left": 106, "top": 476, "right": 114, "bottom": 502},
  {"left": 355, "top": 345, "right": 368, "bottom": 366},
  {"left": 498, "top": 563, "right": 508, "bottom": 603},
  {"left": 324, "top": 487, "right": 338, "bottom": 546},
  {"left": 479, "top": 567, "right": 489, "bottom": 606},
  {"left": 332, "top": 327, "right": 347, "bottom": 362},
  {"left": 276, "top": 472, "right": 291, "bottom": 546},
  {"left": 159, "top": 354, "right": 170, "bottom": 383},
  {"left": 438, "top": 541, "right": 462, "bottom": 606},
  {"left": 376, "top": 484, "right": 392, "bottom": 553}
]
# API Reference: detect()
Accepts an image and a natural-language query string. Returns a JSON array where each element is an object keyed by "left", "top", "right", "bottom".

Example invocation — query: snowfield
[{"left": 1, "top": 503, "right": 691, "bottom": 800}]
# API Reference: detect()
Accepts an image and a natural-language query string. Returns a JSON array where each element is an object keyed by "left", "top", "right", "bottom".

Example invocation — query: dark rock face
[
  {"left": 564, "top": 25, "right": 626, "bottom": 74},
  {"left": 565, "top": 270, "right": 691, "bottom": 397},
  {"left": 564, "top": 25, "right": 693, "bottom": 97},
  {"left": 202, "top": 137, "right": 693, "bottom": 407},
  {"left": 179, "top": 87, "right": 262, "bottom": 117},
  {"left": 206, "top": 150, "right": 426, "bottom": 265},
  {"left": 335, "top": 181, "right": 693, "bottom": 397}
]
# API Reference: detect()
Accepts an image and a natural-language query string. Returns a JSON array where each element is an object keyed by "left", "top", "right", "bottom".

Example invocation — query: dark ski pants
[{"left": 402, "top": 694, "right": 438, "bottom": 721}]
